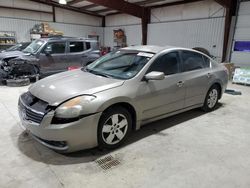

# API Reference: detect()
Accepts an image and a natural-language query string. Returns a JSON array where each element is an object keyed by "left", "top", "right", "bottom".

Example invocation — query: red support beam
[
  {"left": 222, "top": 0, "right": 237, "bottom": 61},
  {"left": 87, "top": 0, "right": 144, "bottom": 18},
  {"left": 52, "top": 6, "right": 56, "bottom": 22},
  {"left": 142, "top": 8, "right": 151, "bottom": 45}
]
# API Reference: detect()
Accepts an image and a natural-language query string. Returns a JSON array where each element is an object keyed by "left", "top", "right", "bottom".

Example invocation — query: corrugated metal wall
[
  {"left": 104, "top": 0, "right": 225, "bottom": 62},
  {"left": 0, "top": 17, "right": 104, "bottom": 45},
  {"left": 148, "top": 17, "right": 225, "bottom": 62},
  {"left": 104, "top": 24, "right": 142, "bottom": 47},
  {"left": 231, "top": 1, "right": 250, "bottom": 67}
]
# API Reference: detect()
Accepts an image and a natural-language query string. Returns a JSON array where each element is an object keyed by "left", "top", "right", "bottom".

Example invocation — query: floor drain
[{"left": 95, "top": 155, "right": 121, "bottom": 170}]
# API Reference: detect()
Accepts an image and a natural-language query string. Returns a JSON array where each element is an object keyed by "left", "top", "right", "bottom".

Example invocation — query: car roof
[
  {"left": 122, "top": 45, "right": 176, "bottom": 54},
  {"left": 38, "top": 37, "right": 97, "bottom": 42},
  {"left": 121, "top": 45, "right": 211, "bottom": 58}
]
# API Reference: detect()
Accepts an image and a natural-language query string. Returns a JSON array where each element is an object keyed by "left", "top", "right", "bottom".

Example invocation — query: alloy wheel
[
  {"left": 207, "top": 89, "right": 218, "bottom": 109},
  {"left": 101, "top": 114, "right": 128, "bottom": 145}
]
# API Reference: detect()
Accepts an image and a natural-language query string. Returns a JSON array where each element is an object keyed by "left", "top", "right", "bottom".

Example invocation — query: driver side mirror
[{"left": 144, "top": 71, "right": 165, "bottom": 81}]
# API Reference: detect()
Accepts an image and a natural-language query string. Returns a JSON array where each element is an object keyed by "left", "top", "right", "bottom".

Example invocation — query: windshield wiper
[{"left": 86, "top": 69, "right": 113, "bottom": 78}]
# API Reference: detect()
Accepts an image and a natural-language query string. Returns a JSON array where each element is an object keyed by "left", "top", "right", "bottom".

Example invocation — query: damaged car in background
[{"left": 0, "top": 37, "right": 100, "bottom": 86}]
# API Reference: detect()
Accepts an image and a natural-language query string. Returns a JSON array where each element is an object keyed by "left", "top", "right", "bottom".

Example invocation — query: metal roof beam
[
  {"left": 214, "top": 0, "right": 231, "bottom": 8},
  {"left": 94, "top": 8, "right": 113, "bottom": 14},
  {"left": 68, "top": 0, "right": 86, "bottom": 6},
  {"left": 87, "top": 0, "right": 145, "bottom": 18},
  {"left": 137, "top": 0, "right": 171, "bottom": 6},
  {"left": 150, "top": 0, "right": 204, "bottom": 9},
  {"left": 29, "top": 0, "right": 102, "bottom": 17},
  {"left": 80, "top": 4, "right": 99, "bottom": 10}
]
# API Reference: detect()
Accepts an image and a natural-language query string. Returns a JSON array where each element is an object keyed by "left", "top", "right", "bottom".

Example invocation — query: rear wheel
[
  {"left": 202, "top": 85, "right": 220, "bottom": 112},
  {"left": 98, "top": 107, "right": 132, "bottom": 149}
]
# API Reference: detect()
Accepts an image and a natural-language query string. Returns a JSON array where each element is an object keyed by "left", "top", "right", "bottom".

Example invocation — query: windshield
[
  {"left": 23, "top": 40, "right": 45, "bottom": 54},
  {"left": 86, "top": 50, "right": 154, "bottom": 80},
  {"left": 6, "top": 44, "right": 22, "bottom": 52}
]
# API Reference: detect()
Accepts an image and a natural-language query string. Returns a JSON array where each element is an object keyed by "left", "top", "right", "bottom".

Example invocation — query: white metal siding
[
  {"left": 148, "top": 17, "right": 225, "bottom": 62},
  {"left": 104, "top": 0, "right": 225, "bottom": 62},
  {"left": 231, "top": 1, "right": 250, "bottom": 67},
  {"left": 55, "top": 8, "right": 102, "bottom": 26},
  {"left": 104, "top": 25, "right": 142, "bottom": 47},
  {"left": 0, "top": 0, "right": 102, "bottom": 26},
  {"left": 106, "top": 14, "right": 141, "bottom": 26},
  {"left": 151, "top": 0, "right": 225, "bottom": 23},
  {"left": 0, "top": 17, "right": 104, "bottom": 45}
]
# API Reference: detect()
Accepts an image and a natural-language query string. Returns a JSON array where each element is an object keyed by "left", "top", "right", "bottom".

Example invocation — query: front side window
[
  {"left": 86, "top": 51, "right": 154, "bottom": 79},
  {"left": 148, "top": 52, "right": 180, "bottom": 75},
  {"left": 181, "top": 51, "right": 205, "bottom": 72},
  {"left": 85, "top": 42, "right": 91, "bottom": 50},
  {"left": 69, "top": 41, "right": 84, "bottom": 53},
  {"left": 45, "top": 42, "right": 66, "bottom": 54}
]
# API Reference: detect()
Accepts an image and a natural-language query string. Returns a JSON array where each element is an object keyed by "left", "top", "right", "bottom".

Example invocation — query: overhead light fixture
[{"left": 59, "top": 0, "right": 67, "bottom": 5}]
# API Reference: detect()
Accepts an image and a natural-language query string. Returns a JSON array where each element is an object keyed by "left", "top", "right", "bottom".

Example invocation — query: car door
[
  {"left": 179, "top": 50, "right": 212, "bottom": 107},
  {"left": 136, "top": 51, "right": 186, "bottom": 120},
  {"left": 67, "top": 41, "right": 92, "bottom": 68},
  {"left": 39, "top": 41, "right": 67, "bottom": 75}
]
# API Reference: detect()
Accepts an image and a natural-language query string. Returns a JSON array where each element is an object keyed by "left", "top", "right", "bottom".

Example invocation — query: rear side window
[
  {"left": 202, "top": 55, "right": 211, "bottom": 68},
  {"left": 47, "top": 42, "right": 66, "bottom": 54},
  {"left": 181, "top": 51, "right": 205, "bottom": 72},
  {"left": 85, "top": 42, "right": 91, "bottom": 50},
  {"left": 69, "top": 42, "right": 84, "bottom": 53}
]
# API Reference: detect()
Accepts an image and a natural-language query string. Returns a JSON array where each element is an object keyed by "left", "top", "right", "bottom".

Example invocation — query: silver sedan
[{"left": 18, "top": 45, "right": 228, "bottom": 152}]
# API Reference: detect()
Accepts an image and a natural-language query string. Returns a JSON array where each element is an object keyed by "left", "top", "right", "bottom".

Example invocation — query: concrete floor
[{"left": 0, "top": 82, "right": 250, "bottom": 188}]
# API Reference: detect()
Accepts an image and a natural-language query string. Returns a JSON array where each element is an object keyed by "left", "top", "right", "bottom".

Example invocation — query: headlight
[{"left": 55, "top": 95, "right": 96, "bottom": 119}]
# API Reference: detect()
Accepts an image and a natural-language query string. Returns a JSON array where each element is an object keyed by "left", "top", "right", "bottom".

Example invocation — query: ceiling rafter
[
  {"left": 150, "top": 0, "right": 204, "bottom": 9},
  {"left": 137, "top": 0, "right": 172, "bottom": 6},
  {"left": 87, "top": 0, "right": 145, "bottom": 18},
  {"left": 80, "top": 4, "right": 99, "bottom": 10},
  {"left": 68, "top": 0, "right": 86, "bottom": 6},
  {"left": 94, "top": 8, "right": 113, "bottom": 14},
  {"left": 214, "top": 0, "right": 231, "bottom": 8},
  {"left": 29, "top": 0, "right": 102, "bottom": 17}
]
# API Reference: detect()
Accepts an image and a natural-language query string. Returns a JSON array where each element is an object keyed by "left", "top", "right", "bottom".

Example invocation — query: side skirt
[{"left": 138, "top": 103, "right": 203, "bottom": 128}]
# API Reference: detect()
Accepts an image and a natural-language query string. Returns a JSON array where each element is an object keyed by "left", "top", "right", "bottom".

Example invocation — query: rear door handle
[{"left": 177, "top": 81, "right": 184, "bottom": 87}]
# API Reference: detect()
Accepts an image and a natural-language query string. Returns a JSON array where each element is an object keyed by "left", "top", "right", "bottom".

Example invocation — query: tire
[
  {"left": 202, "top": 85, "right": 220, "bottom": 112},
  {"left": 98, "top": 106, "right": 132, "bottom": 149}
]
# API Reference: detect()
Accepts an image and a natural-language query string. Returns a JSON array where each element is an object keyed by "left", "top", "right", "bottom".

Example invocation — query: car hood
[
  {"left": 29, "top": 69, "right": 125, "bottom": 106},
  {"left": 0, "top": 50, "right": 24, "bottom": 60}
]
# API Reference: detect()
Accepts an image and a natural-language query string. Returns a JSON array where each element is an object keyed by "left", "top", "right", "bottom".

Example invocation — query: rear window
[
  {"left": 202, "top": 55, "right": 211, "bottom": 68},
  {"left": 69, "top": 42, "right": 84, "bottom": 53}
]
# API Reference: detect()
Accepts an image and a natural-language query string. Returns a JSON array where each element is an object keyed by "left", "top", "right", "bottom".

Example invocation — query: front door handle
[
  {"left": 207, "top": 73, "right": 212, "bottom": 78},
  {"left": 177, "top": 81, "right": 184, "bottom": 87}
]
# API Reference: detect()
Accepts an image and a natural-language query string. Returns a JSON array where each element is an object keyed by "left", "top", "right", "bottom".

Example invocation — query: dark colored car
[
  {"left": 0, "top": 42, "right": 31, "bottom": 53},
  {"left": 0, "top": 37, "right": 100, "bottom": 83}
]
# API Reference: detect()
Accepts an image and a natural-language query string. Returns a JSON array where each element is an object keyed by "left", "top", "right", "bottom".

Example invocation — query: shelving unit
[{"left": 0, "top": 31, "right": 16, "bottom": 50}]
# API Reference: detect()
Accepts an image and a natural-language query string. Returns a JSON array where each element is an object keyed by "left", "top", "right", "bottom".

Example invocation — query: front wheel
[
  {"left": 98, "top": 107, "right": 132, "bottom": 149},
  {"left": 202, "top": 85, "right": 220, "bottom": 112}
]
